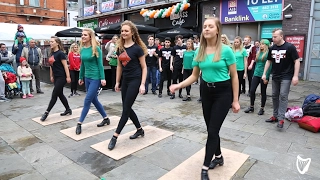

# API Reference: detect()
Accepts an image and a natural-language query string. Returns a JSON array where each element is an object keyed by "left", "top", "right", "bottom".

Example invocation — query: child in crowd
[
  {"left": 14, "top": 24, "right": 28, "bottom": 48},
  {"left": 17, "top": 57, "right": 33, "bottom": 99}
]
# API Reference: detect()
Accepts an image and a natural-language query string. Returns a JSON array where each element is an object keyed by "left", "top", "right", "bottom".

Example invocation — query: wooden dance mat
[
  {"left": 32, "top": 108, "right": 96, "bottom": 126},
  {"left": 60, "top": 116, "right": 129, "bottom": 141},
  {"left": 159, "top": 148, "right": 249, "bottom": 180},
  {"left": 91, "top": 126, "right": 174, "bottom": 160}
]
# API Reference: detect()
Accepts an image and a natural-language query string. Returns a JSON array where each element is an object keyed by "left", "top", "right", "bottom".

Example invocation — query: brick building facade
[{"left": 0, "top": 0, "right": 68, "bottom": 26}]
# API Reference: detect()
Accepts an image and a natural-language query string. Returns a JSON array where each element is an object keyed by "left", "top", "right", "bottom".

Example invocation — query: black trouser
[
  {"left": 172, "top": 68, "right": 183, "bottom": 95},
  {"left": 237, "top": 70, "right": 245, "bottom": 97},
  {"left": 250, "top": 76, "right": 268, "bottom": 107},
  {"left": 115, "top": 77, "right": 142, "bottom": 134},
  {"left": 70, "top": 70, "right": 79, "bottom": 93},
  {"left": 199, "top": 75, "right": 204, "bottom": 99},
  {"left": 201, "top": 80, "right": 232, "bottom": 167},
  {"left": 111, "top": 65, "right": 117, "bottom": 90},
  {"left": 46, "top": 76, "right": 70, "bottom": 112},
  {"left": 159, "top": 66, "right": 172, "bottom": 94},
  {"left": 246, "top": 63, "right": 255, "bottom": 93},
  {"left": 29, "top": 65, "right": 41, "bottom": 91},
  {"left": 183, "top": 69, "right": 192, "bottom": 95}
]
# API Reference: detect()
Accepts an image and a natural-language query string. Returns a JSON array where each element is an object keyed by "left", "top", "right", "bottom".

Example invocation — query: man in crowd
[
  {"left": 262, "top": 28, "right": 300, "bottom": 128},
  {"left": 243, "top": 35, "right": 257, "bottom": 95},
  {"left": 145, "top": 35, "right": 159, "bottom": 95},
  {"left": 21, "top": 39, "right": 44, "bottom": 94}
]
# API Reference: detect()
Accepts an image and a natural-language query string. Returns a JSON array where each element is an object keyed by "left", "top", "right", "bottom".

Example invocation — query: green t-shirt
[
  {"left": 79, "top": 46, "right": 105, "bottom": 80},
  {"left": 254, "top": 52, "right": 272, "bottom": 80},
  {"left": 192, "top": 45, "right": 236, "bottom": 82},
  {"left": 234, "top": 48, "right": 247, "bottom": 71},
  {"left": 183, "top": 50, "right": 195, "bottom": 69}
]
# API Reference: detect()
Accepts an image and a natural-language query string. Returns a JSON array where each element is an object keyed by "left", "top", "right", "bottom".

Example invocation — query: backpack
[
  {"left": 302, "top": 94, "right": 320, "bottom": 109},
  {"left": 303, "top": 102, "right": 320, "bottom": 117}
]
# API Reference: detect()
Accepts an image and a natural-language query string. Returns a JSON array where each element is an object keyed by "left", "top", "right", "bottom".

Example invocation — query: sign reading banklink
[{"left": 220, "top": 0, "right": 283, "bottom": 24}]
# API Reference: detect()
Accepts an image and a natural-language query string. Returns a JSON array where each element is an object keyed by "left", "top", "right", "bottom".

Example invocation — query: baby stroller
[{"left": 0, "top": 63, "right": 23, "bottom": 99}]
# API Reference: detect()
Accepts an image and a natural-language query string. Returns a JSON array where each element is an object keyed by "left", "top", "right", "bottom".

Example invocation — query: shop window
[
  {"left": 221, "top": 24, "right": 237, "bottom": 41},
  {"left": 239, "top": 23, "right": 258, "bottom": 43},
  {"left": 20, "top": 0, "right": 24, "bottom": 5},
  {"left": 29, "top": 0, "right": 40, "bottom": 7}
]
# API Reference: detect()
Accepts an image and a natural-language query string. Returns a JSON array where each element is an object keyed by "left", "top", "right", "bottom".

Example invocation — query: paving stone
[
  {"left": 9, "top": 135, "right": 44, "bottom": 153},
  {"left": 242, "top": 146, "right": 279, "bottom": 164},
  {"left": 0, "top": 121, "right": 25, "bottom": 135},
  {"left": 142, "top": 137, "right": 203, "bottom": 171},
  {"left": 306, "top": 137, "right": 320, "bottom": 149},
  {"left": 232, "top": 158, "right": 257, "bottom": 179},
  {"left": 244, "top": 160, "right": 319, "bottom": 180},
  {"left": 304, "top": 130, "right": 320, "bottom": 140},
  {"left": 11, "top": 171, "right": 46, "bottom": 180},
  {"left": 1, "top": 129, "right": 34, "bottom": 144},
  {"left": 0, "top": 139, "right": 16, "bottom": 158},
  {"left": 173, "top": 128, "right": 207, "bottom": 143},
  {"left": 288, "top": 143, "right": 320, "bottom": 164},
  {"left": 220, "top": 139, "right": 248, "bottom": 153},
  {"left": 0, "top": 154, "right": 34, "bottom": 179},
  {"left": 101, "top": 158, "right": 167, "bottom": 180},
  {"left": 264, "top": 129, "right": 308, "bottom": 145},
  {"left": 31, "top": 152, "right": 73, "bottom": 174},
  {"left": 273, "top": 153, "right": 297, "bottom": 171},
  {"left": 234, "top": 115, "right": 260, "bottom": 125},
  {"left": 43, "top": 163, "right": 98, "bottom": 180},
  {"left": 60, "top": 137, "right": 133, "bottom": 177},
  {"left": 222, "top": 120, "right": 246, "bottom": 131},
  {"left": 244, "top": 134, "right": 291, "bottom": 153},
  {"left": 19, "top": 144, "right": 59, "bottom": 163},
  {"left": 286, "top": 123, "right": 307, "bottom": 135},
  {"left": 219, "top": 127, "right": 252, "bottom": 144},
  {"left": 240, "top": 124, "right": 268, "bottom": 136}
]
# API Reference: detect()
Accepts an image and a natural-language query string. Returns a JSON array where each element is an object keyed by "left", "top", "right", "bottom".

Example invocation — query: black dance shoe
[{"left": 129, "top": 129, "right": 144, "bottom": 139}]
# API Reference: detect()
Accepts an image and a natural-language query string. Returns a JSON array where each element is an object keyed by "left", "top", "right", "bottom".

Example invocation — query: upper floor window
[{"left": 29, "top": 0, "right": 40, "bottom": 7}]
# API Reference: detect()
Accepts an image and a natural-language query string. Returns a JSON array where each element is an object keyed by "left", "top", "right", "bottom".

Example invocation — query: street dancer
[
  {"left": 170, "top": 17, "right": 240, "bottom": 180},
  {"left": 262, "top": 29, "right": 300, "bottom": 128},
  {"left": 40, "top": 36, "right": 71, "bottom": 121},
  {"left": 232, "top": 36, "right": 247, "bottom": 97},
  {"left": 76, "top": 28, "right": 110, "bottom": 135},
  {"left": 244, "top": 39, "right": 272, "bottom": 115},
  {"left": 107, "top": 20, "right": 147, "bottom": 150}
]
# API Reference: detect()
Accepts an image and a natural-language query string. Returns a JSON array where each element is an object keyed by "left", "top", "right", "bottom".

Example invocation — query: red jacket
[
  {"left": 68, "top": 52, "right": 81, "bottom": 71},
  {"left": 4, "top": 72, "right": 17, "bottom": 84},
  {"left": 246, "top": 45, "right": 256, "bottom": 67}
]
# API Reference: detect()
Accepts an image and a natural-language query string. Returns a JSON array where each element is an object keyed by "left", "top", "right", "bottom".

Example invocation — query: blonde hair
[
  {"left": 232, "top": 36, "right": 244, "bottom": 52},
  {"left": 187, "top": 39, "right": 194, "bottom": 50},
  {"left": 50, "top": 36, "right": 64, "bottom": 54},
  {"left": 116, "top": 20, "right": 147, "bottom": 55},
  {"left": 256, "top": 40, "right": 269, "bottom": 62},
  {"left": 194, "top": 17, "right": 222, "bottom": 62},
  {"left": 80, "top": 28, "right": 100, "bottom": 57},
  {"left": 221, "top": 34, "right": 231, "bottom": 46},
  {"left": 68, "top": 43, "right": 79, "bottom": 54}
]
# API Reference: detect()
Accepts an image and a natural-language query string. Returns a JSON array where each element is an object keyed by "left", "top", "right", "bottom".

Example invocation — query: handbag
[
  {"left": 118, "top": 50, "right": 131, "bottom": 67},
  {"left": 298, "top": 116, "right": 320, "bottom": 133}
]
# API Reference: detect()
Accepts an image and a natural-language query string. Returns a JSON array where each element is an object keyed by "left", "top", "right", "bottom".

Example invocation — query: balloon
[{"left": 175, "top": 3, "right": 181, "bottom": 14}]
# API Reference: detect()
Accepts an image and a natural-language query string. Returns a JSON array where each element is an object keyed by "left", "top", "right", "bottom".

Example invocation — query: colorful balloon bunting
[{"left": 139, "top": 0, "right": 190, "bottom": 19}]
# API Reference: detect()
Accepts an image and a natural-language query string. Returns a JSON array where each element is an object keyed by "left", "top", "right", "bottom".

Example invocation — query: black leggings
[
  {"left": 237, "top": 70, "right": 245, "bottom": 97},
  {"left": 111, "top": 66, "right": 117, "bottom": 90},
  {"left": 172, "top": 68, "right": 183, "bottom": 95},
  {"left": 250, "top": 76, "right": 268, "bottom": 107},
  {"left": 246, "top": 63, "right": 255, "bottom": 92},
  {"left": 115, "top": 78, "right": 142, "bottom": 134},
  {"left": 47, "top": 76, "right": 70, "bottom": 112},
  {"left": 159, "top": 67, "right": 172, "bottom": 94},
  {"left": 70, "top": 70, "right": 79, "bottom": 93},
  {"left": 201, "top": 80, "right": 232, "bottom": 167},
  {"left": 183, "top": 69, "right": 192, "bottom": 95}
]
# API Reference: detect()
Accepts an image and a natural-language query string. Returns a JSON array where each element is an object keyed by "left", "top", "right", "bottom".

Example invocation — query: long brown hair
[
  {"left": 79, "top": 28, "right": 100, "bottom": 57},
  {"left": 50, "top": 36, "right": 64, "bottom": 54},
  {"left": 116, "top": 20, "right": 147, "bottom": 55},
  {"left": 194, "top": 17, "right": 222, "bottom": 62}
]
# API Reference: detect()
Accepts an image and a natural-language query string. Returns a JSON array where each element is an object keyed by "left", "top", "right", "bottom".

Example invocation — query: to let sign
[{"left": 285, "top": 35, "right": 305, "bottom": 61}]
